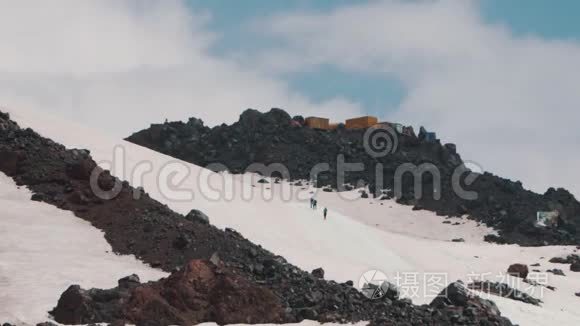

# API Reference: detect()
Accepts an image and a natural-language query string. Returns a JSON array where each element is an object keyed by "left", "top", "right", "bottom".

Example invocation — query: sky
[{"left": 0, "top": 0, "right": 579, "bottom": 196}]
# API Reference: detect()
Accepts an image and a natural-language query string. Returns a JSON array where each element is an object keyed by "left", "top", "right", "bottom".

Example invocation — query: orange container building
[
  {"left": 305, "top": 117, "right": 330, "bottom": 130},
  {"left": 345, "top": 116, "right": 378, "bottom": 129}
]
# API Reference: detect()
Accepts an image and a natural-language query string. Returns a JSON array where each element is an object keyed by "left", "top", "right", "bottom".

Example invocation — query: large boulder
[
  {"left": 430, "top": 281, "right": 503, "bottom": 320},
  {"left": 184, "top": 209, "right": 209, "bottom": 224},
  {"left": 49, "top": 285, "right": 95, "bottom": 324},
  {"left": 571, "top": 262, "right": 580, "bottom": 272},
  {"left": 380, "top": 281, "right": 400, "bottom": 300},
  {"left": 311, "top": 267, "right": 325, "bottom": 279},
  {"left": 507, "top": 264, "right": 529, "bottom": 279},
  {"left": 265, "top": 108, "right": 292, "bottom": 125},
  {"left": 431, "top": 281, "right": 473, "bottom": 308},
  {"left": 51, "top": 260, "right": 286, "bottom": 325}
]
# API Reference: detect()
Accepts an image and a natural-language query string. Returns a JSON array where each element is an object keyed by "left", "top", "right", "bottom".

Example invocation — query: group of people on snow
[{"left": 310, "top": 198, "right": 328, "bottom": 220}]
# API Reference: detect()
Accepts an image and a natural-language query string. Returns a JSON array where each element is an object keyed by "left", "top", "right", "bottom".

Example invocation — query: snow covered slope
[
  {"left": 7, "top": 106, "right": 580, "bottom": 326},
  {"left": 0, "top": 173, "right": 167, "bottom": 324}
]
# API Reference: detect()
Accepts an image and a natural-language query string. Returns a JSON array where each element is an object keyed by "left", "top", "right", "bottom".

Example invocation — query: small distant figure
[
  {"left": 310, "top": 198, "right": 314, "bottom": 209},
  {"left": 323, "top": 207, "right": 328, "bottom": 220},
  {"left": 313, "top": 199, "right": 318, "bottom": 210}
]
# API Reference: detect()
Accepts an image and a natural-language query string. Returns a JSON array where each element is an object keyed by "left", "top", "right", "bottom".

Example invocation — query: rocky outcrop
[
  {"left": 468, "top": 280, "right": 542, "bottom": 306},
  {"left": 311, "top": 267, "right": 325, "bottom": 279},
  {"left": 126, "top": 108, "right": 580, "bottom": 246},
  {"left": 430, "top": 281, "right": 512, "bottom": 325},
  {"left": 550, "top": 254, "right": 580, "bottom": 264},
  {"left": 548, "top": 255, "right": 580, "bottom": 272},
  {"left": 51, "top": 260, "right": 286, "bottom": 325},
  {"left": 551, "top": 254, "right": 580, "bottom": 264}
]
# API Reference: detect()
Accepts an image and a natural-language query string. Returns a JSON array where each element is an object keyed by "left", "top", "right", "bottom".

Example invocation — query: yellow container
[
  {"left": 345, "top": 116, "right": 378, "bottom": 129},
  {"left": 305, "top": 117, "right": 330, "bottom": 130}
]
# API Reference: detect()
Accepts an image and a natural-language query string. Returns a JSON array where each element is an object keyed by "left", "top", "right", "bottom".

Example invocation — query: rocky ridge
[{"left": 126, "top": 108, "right": 580, "bottom": 246}]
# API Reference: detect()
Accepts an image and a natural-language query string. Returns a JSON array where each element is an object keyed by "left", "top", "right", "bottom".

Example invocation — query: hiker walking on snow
[
  {"left": 323, "top": 207, "right": 328, "bottom": 220},
  {"left": 310, "top": 198, "right": 314, "bottom": 208},
  {"left": 313, "top": 199, "right": 318, "bottom": 209}
]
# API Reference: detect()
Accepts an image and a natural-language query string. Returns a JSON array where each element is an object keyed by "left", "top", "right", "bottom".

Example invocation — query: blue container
[{"left": 425, "top": 132, "right": 437, "bottom": 141}]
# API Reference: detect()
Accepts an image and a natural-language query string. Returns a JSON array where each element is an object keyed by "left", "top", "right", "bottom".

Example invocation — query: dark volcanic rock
[
  {"left": 549, "top": 254, "right": 580, "bottom": 264},
  {"left": 184, "top": 209, "right": 209, "bottom": 224},
  {"left": 507, "top": 264, "right": 529, "bottom": 279},
  {"left": 484, "top": 234, "right": 508, "bottom": 244},
  {"left": 125, "top": 108, "right": 580, "bottom": 247},
  {"left": 468, "top": 280, "right": 542, "bottom": 306},
  {"left": 118, "top": 274, "right": 140, "bottom": 289},
  {"left": 0, "top": 150, "right": 24, "bottom": 176},
  {"left": 548, "top": 255, "right": 580, "bottom": 272},
  {"left": 311, "top": 267, "right": 325, "bottom": 279},
  {"left": 430, "top": 281, "right": 511, "bottom": 324},
  {"left": 65, "top": 157, "right": 95, "bottom": 180},
  {"left": 49, "top": 285, "right": 95, "bottom": 324},
  {"left": 547, "top": 269, "right": 566, "bottom": 276}
]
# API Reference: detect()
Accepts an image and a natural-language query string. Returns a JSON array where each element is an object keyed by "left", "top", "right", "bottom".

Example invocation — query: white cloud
[
  {"left": 250, "top": 0, "right": 580, "bottom": 196},
  {"left": 1, "top": 0, "right": 578, "bottom": 196},
  {"left": 0, "top": 0, "right": 363, "bottom": 135}
]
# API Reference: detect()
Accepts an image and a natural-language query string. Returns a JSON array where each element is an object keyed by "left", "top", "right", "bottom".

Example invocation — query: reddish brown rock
[
  {"left": 52, "top": 260, "right": 286, "bottom": 325},
  {"left": 125, "top": 260, "right": 285, "bottom": 325}
]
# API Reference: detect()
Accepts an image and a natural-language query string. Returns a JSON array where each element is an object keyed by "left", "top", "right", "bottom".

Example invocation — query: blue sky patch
[{"left": 187, "top": 0, "right": 580, "bottom": 117}]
